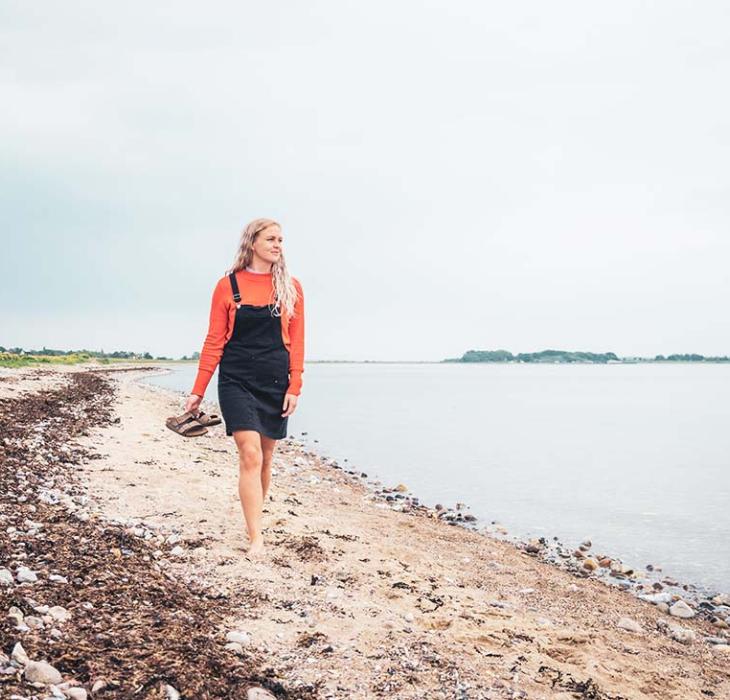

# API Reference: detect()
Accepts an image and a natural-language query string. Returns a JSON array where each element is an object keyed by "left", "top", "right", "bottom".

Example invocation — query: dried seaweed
[{"left": 0, "top": 370, "right": 318, "bottom": 699}]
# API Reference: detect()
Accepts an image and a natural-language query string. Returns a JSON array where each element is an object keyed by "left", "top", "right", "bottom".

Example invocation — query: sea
[{"left": 144, "top": 362, "right": 730, "bottom": 595}]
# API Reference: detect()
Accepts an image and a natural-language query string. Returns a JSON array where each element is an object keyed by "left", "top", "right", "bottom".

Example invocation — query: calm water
[{"left": 146, "top": 362, "right": 730, "bottom": 594}]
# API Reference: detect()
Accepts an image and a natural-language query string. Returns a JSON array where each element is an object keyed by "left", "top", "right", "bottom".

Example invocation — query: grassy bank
[{"left": 0, "top": 354, "right": 190, "bottom": 369}]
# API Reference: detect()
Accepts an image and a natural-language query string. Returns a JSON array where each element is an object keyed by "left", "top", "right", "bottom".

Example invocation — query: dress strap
[{"left": 228, "top": 272, "right": 241, "bottom": 303}]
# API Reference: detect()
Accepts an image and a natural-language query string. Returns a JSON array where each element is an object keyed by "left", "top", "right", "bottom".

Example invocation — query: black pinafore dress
[{"left": 217, "top": 272, "right": 290, "bottom": 439}]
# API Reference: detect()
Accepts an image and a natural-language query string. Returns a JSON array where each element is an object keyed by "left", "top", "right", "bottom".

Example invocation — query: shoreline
[
  {"left": 140, "top": 364, "right": 729, "bottom": 608},
  {"left": 1, "top": 363, "right": 729, "bottom": 698}
]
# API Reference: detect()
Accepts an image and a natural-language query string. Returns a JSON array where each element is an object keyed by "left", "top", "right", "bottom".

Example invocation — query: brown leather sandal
[
  {"left": 165, "top": 412, "right": 208, "bottom": 438},
  {"left": 196, "top": 411, "right": 222, "bottom": 427}
]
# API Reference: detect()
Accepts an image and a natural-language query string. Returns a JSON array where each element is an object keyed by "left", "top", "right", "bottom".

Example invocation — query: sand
[{"left": 2, "top": 363, "right": 729, "bottom": 699}]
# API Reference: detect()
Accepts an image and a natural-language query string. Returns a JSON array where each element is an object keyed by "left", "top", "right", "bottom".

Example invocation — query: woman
[{"left": 185, "top": 218, "right": 304, "bottom": 558}]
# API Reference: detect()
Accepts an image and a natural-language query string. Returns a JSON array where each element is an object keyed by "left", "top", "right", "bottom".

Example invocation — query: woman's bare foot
[{"left": 246, "top": 536, "right": 265, "bottom": 559}]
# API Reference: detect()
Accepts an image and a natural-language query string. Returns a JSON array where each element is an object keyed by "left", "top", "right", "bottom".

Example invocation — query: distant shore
[
  {"left": 4, "top": 347, "right": 730, "bottom": 369},
  {"left": 1, "top": 362, "right": 728, "bottom": 698}
]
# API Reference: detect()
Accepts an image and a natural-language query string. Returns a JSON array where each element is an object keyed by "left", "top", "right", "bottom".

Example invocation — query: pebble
[
  {"left": 170, "top": 546, "right": 184, "bottom": 557},
  {"left": 225, "top": 642, "right": 244, "bottom": 654},
  {"left": 8, "top": 606, "right": 24, "bottom": 626},
  {"left": 712, "top": 644, "right": 730, "bottom": 653},
  {"left": 669, "top": 600, "right": 695, "bottom": 619},
  {"left": 24, "top": 615, "right": 44, "bottom": 630},
  {"left": 165, "top": 685, "right": 181, "bottom": 700},
  {"left": 710, "top": 616, "right": 729, "bottom": 629},
  {"left": 48, "top": 606, "right": 71, "bottom": 623},
  {"left": 638, "top": 592, "right": 672, "bottom": 605},
  {"left": 12, "top": 642, "right": 29, "bottom": 665},
  {"left": 66, "top": 689, "right": 88, "bottom": 700},
  {"left": 247, "top": 688, "right": 277, "bottom": 700},
  {"left": 394, "top": 484, "right": 408, "bottom": 492},
  {"left": 24, "top": 660, "right": 63, "bottom": 685},
  {"left": 225, "top": 630, "right": 251, "bottom": 646},
  {"left": 91, "top": 679, "right": 108, "bottom": 693},
  {"left": 0, "top": 568, "right": 13, "bottom": 585},
  {"left": 16, "top": 566, "right": 38, "bottom": 583},
  {"left": 667, "top": 624, "right": 695, "bottom": 644},
  {"left": 404, "top": 612, "right": 415, "bottom": 623},
  {"left": 617, "top": 617, "right": 642, "bottom": 633},
  {"left": 583, "top": 559, "right": 598, "bottom": 571}
]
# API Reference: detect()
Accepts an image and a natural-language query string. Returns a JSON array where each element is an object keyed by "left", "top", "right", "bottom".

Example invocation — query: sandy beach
[{"left": 1, "top": 363, "right": 729, "bottom": 699}]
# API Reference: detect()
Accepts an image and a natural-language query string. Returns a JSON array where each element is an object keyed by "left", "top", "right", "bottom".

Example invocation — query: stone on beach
[
  {"left": 16, "top": 565, "right": 38, "bottom": 583},
  {"left": 668, "top": 624, "right": 696, "bottom": 644},
  {"left": 8, "top": 606, "right": 24, "bottom": 626},
  {"left": 11, "top": 642, "right": 29, "bottom": 665},
  {"left": 617, "top": 617, "right": 642, "bottom": 633},
  {"left": 24, "top": 615, "right": 44, "bottom": 629},
  {"left": 639, "top": 591, "right": 672, "bottom": 605},
  {"left": 669, "top": 600, "right": 695, "bottom": 619},
  {"left": 225, "top": 630, "right": 252, "bottom": 646},
  {"left": 66, "top": 689, "right": 88, "bottom": 700},
  {"left": 0, "top": 568, "right": 13, "bottom": 585},
  {"left": 247, "top": 688, "right": 277, "bottom": 700},
  {"left": 48, "top": 606, "right": 72, "bottom": 623},
  {"left": 24, "top": 660, "right": 63, "bottom": 685}
]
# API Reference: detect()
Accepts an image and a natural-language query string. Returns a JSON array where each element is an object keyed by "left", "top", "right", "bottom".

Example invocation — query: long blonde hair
[{"left": 226, "top": 218, "right": 298, "bottom": 317}]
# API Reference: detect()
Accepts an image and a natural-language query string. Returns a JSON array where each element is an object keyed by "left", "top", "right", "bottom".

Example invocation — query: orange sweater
[{"left": 191, "top": 270, "right": 304, "bottom": 397}]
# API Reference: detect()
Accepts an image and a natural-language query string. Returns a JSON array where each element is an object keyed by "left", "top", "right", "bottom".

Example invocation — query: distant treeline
[
  {"left": 0, "top": 346, "right": 197, "bottom": 361},
  {"left": 444, "top": 349, "right": 730, "bottom": 364}
]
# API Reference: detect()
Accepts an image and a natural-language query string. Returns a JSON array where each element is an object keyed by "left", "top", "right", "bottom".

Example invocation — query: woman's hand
[
  {"left": 185, "top": 393, "right": 203, "bottom": 416},
  {"left": 282, "top": 393, "right": 298, "bottom": 417}
]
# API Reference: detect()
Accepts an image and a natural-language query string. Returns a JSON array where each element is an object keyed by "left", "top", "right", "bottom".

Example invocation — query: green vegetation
[
  {"left": 0, "top": 351, "right": 93, "bottom": 368},
  {"left": 0, "top": 346, "right": 179, "bottom": 368},
  {"left": 444, "top": 349, "right": 730, "bottom": 364}
]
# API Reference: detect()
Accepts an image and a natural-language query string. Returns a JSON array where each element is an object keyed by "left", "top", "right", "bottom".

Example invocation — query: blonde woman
[{"left": 185, "top": 219, "right": 304, "bottom": 557}]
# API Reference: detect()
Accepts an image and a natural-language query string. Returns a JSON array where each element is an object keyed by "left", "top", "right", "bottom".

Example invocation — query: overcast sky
[{"left": 2, "top": 1, "right": 729, "bottom": 360}]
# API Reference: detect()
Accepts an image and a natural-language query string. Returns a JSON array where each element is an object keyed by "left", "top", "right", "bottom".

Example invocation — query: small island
[{"left": 443, "top": 349, "right": 730, "bottom": 364}]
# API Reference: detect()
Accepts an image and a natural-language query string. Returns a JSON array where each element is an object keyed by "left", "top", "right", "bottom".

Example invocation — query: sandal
[
  {"left": 196, "top": 411, "right": 222, "bottom": 427},
  {"left": 166, "top": 412, "right": 208, "bottom": 438}
]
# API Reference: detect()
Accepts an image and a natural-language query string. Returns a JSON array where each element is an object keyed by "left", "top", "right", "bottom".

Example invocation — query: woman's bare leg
[
  {"left": 260, "top": 435, "right": 278, "bottom": 501},
  {"left": 233, "top": 430, "right": 265, "bottom": 556}
]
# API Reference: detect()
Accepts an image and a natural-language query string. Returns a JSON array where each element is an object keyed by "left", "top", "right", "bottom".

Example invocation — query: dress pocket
[{"left": 254, "top": 352, "right": 289, "bottom": 390}]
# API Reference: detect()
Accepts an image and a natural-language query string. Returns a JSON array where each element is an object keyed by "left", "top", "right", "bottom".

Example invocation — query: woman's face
[{"left": 251, "top": 225, "right": 283, "bottom": 265}]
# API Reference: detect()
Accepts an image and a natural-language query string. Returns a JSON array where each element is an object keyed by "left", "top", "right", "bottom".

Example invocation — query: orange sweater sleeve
[
  {"left": 286, "top": 278, "right": 305, "bottom": 395},
  {"left": 191, "top": 277, "right": 230, "bottom": 397}
]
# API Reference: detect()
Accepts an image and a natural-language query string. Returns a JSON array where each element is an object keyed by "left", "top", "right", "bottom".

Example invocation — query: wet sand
[{"left": 1, "top": 363, "right": 729, "bottom": 699}]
